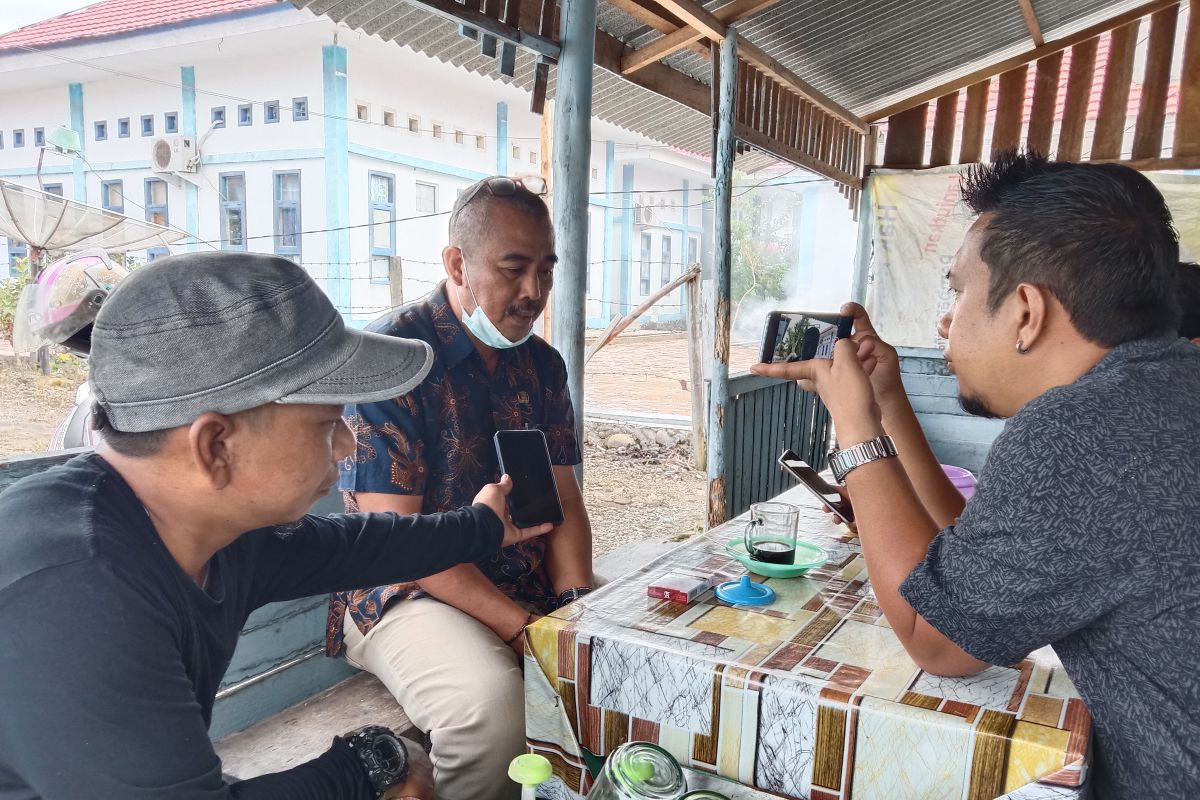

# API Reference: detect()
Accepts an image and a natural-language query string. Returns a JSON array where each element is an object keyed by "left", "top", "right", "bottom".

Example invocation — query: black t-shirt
[{"left": 0, "top": 454, "right": 502, "bottom": 799}]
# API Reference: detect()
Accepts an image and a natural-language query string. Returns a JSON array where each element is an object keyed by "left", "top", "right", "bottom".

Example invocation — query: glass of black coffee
[{"left": 743, "top": 501, "right": 799, "bottom": 565}]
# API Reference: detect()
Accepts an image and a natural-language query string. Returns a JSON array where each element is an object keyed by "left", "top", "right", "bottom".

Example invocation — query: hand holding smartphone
[
  {"left": 778, "top": 449, "right": 854, "bottom": 523},
  {"left": 760, "top": 311, "right": 853, "bottom": 364},
  {"left": 493, "top": 429, "right": 565, "bottom": 529}
]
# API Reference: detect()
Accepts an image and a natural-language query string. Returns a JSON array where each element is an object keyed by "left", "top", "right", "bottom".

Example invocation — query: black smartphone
[
  {"left": 493, "top": 429, "right": 565, "bottom": 528},
  {"left": 759, "top": 311, "right": 853, "bottom": 364},
  {"left": 778, "top": 449, "right": 855, "bottom": 522}
]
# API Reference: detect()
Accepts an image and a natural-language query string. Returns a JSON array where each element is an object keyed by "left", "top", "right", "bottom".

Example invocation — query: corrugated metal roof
[{"left": 289, "top": 0, "right": 1146, "bottom": 171}]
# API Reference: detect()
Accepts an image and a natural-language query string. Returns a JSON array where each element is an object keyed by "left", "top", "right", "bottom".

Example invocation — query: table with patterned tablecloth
[{"left": 523, "top": 485, "right": 1091, "bottom": 800}]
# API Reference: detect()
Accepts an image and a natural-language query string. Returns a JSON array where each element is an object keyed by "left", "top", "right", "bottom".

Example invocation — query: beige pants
[{"left": 343, "top": 599, "right": 524, "bottom": 800}]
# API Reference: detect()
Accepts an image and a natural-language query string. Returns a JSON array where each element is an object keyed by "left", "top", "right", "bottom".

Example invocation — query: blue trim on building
[
  {"left": 202, "top": 149, "right": 324, "bottom": 165},
  {"left": 68, "top": 83, "right": 85, "bottom": 202},
  {"left": 323, "top": 44, "right": 351, "bottom": 313},
  {"left": 618, "top": 163, "right": 634, "bottom": 315},
  {"left": 794, "top": 184, "right": 819, "bottom": 300},
  {"left": 495, "top": 102, "right": 508, "bottom": 176},
  {"left": 591, "top": 140, "right": 616, "bottom": 328},
  {"left": 181, "top": 66, "right": 200, "bottom": 251},
  {"left": 0, "top": 166, "right": 72, "bottom": 177},
  {"left": 346, "top": 144, "right": 488, "bottom": 182}
]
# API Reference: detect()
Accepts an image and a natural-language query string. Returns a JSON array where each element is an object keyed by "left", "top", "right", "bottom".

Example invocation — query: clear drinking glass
[
  {"left": 743, "top": 501, "right": 799, "bottom": 564},
  {"left": 588, "top": 742, "right": 687, "bottom": 800}
]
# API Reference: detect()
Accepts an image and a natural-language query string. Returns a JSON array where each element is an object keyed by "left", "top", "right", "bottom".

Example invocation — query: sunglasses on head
[{"left": 450, "top": 176, "right": 548, "bottom": 227}]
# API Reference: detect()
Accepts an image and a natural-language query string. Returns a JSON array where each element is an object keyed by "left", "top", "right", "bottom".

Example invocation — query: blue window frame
[
  {"left": 273, "top": 171, "right": 301, "bottom": 259},
  {"left": 33, "top": 128, "right": 44, "bottom": 147},
  {"left": 660, "top": 234, "right": 673, "bottom": 287},
  {"left": 369, "top": 171, "right": 396, "bottom": 284},
  {"left": 101, "top": 180, "right": 124, "bottom": 213},
  {"left": 118, "top": 118, "right": 130, "bottom": 138},
  {"left": 141, "top": 115, "right": 154, "bottom": 136},
  {"left": 238, "top": 104, "right": 252, "bottom": 126},
  {"left": 145, "top": 178, "right": 168, "bottom": 227},
  {"left": 211, "top": 106, "right": 226, "bottom": 128},
  {"left": 639, "top": 232, "right": 652, "bottom": 296},
  {"left": 13, "top": 129, "right": 25, "bottom": 148},
  {"left": 95, "top": 121, "right": 107, "bottom": 141},
  {"left": 219, "top": 172, "right": 246, "bottom": 251},
  {"left": 43, "top": 183, "right": 64, "bottom": 197},
  {"left": 292, "top": 97, "right": 308, "bottom": 121},
  {"left": 147, "top": 247, "right": 170, "bottom": 262},
  {"left": 7, "top": 240, "right": 28, "bottom": 277},
  {"left": 264, "top": 101, "right": 280, "bottom": 124},
  {"left": 165, "top": 112, "right": 179, "bottom": 134}
]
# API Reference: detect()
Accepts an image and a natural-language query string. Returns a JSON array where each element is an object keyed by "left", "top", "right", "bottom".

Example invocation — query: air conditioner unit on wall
[{"left": 151, "top": 135, "right": 197, "bottom": 173}]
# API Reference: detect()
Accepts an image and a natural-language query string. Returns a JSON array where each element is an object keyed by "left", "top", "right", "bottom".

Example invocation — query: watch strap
[{"left": 829, "top": 435, "right": 898, "bottom": 483}]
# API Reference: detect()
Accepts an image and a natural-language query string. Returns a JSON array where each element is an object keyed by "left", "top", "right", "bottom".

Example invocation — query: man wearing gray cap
[{"left": 0, "top": 252, "right": 553, "bottom": 800}]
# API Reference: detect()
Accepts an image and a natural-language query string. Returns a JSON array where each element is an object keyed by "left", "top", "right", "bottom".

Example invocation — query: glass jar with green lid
[{"left": 587, "top": 742, "right": 686, "bottom": 800}]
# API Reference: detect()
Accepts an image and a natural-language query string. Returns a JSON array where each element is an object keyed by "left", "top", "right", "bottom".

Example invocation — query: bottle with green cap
[
  {"left": 509, "top": 753, "right": 553, "bottom": 800},
  {"left": 588, "top": 741, "right": 687, "bottom": 800}
]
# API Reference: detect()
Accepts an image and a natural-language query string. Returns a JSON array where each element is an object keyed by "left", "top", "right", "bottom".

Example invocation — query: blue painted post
[
  {"left": 601, "top": 141, "right": 615, "bottom": 323},
  {"left": 619, "top": 163, "right": 634, "bottom": 315},
  {"left": 496, "top": 101, "right": 508, "bottom": 175},
  {"left": 181, "top": 66, "right": 200, "bottom": 251},
  {"left": 551, "top": 0, "right": 597, "bottom": 483},
  {"left": 707, "top": 30, "right": 738, "bottom": 528},
  {"left": 322, "top": 45, "right": 351, "bottom": 314},
  {"left": 68, "top": 83, "right": 86, "bottom": 203}
]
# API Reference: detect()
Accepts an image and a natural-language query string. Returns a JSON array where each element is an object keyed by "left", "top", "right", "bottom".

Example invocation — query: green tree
[
  {"left": 729, "top": 183, "right": 798, "bottom": 330},
  {"left": 0, "top": 257, "right": 31, "bottom": 343}
]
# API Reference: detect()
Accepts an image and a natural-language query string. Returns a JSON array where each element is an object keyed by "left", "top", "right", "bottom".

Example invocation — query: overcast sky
[{"left": 0, "top": 0, "right": 97, "bottom": 36}]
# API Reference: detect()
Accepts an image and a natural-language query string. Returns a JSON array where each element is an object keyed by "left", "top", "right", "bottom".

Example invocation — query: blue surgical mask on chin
[{"left": 458, "top": 263, "right": 533, "bottom": 349}]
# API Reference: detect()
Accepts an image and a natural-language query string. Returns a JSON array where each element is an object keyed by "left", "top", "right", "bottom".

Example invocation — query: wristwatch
[
  {"left": 344, "top": 725, "right": 409, "bottom": 798},
  {"left": 829, "top": 435, "right": 898, "bottom": 483},
  {"left": 553, "top": 586, "right": 592, "bottom": 610}
]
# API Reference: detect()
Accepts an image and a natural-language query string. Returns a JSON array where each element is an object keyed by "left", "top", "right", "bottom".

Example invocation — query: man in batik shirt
[{"left": 328, "top": 177, "right": 594, "bottom": 800}]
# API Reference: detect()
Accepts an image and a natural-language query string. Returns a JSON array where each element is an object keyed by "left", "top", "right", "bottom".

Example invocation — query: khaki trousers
[{"left": 343, "top": 599, "right": 524, "bottom": 800}]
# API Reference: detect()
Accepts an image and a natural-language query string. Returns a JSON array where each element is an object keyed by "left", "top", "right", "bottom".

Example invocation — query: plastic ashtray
[
  {"left": 724, "top": 539, "right": 826, "bottom": 578},
  {"left": 715, "top": 575, "right": 776, "bottom": 606}
]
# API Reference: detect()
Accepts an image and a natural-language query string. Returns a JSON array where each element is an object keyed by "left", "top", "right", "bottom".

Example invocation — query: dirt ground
[{"left": 0, "top": 356, "right": 708, "bottom": 552}]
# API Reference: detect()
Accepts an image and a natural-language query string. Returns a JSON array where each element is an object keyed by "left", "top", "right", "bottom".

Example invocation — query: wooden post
[
  {"left": 387, "top": 256, "right": 404, "bottom": 309},
  {"left": 550, "top": 0, "right": 595, "bottom": 485},
  {"left": 686, "top": 270, "right": 707, "bottom": 471},
  {"left": 707, "top": 28, "right": 737, "bottom": 529}
]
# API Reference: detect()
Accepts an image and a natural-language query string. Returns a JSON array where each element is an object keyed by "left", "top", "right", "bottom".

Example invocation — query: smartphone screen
[
  {"left": 760, "top": 311, "right": 853, "bottom": 364},
  {"left": 778, "top": 449, "right": 855, "bottom": 522},
  {"left": 493, "top": 429, "right": 565, "bottom": 528}
]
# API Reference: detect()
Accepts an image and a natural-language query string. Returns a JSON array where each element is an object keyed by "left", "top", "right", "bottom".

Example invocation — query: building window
[
  {"left": 687, "top": 235, "right": 699, "bottom": 267},
  {"left": 264, "top": 102, "right": 280, "bottom": 124},
  {"left": 118, "top": 118, "right": 130, "bottom": 138},
  {"left": 432, "top": 122, "right": 443, "bottom": 140},
  {"left": 475, "top": 134, "right": 486, "bottom": 151},
  {"left": 211, "top": 107, "right": 226, "bottom": 128},
  {"left": 639, "top": 232, "right": 652, "bottom": 296},
  {"left": 238, "top": 104, "right": 252, "bottom": 126},
  {"left": 511, "top": 144, "right": 520, "bottom": 161},
  {"left": 145, "top": 178, "right": 168, "bottom": 227},
  {"left": 13, "top": 129, "right": 24, "bottom": 148},
  {"left": 141, "top": 115, "right": 154, "bottom": 136},
  {"left": 414, "top": 181, "right": 438, "bottom": 214},
  {"left": 408, "top": 115, "right": 421, "bottom": 134},
  {"left": 292, "top": 97, "right": 308, "bottom": 121},
  {"left": 356, "top": 103, "right": 370, "bottom": 122},
  {"left": 592, "top": 167, "right": 599, "bottom": 180},
  {"left": 660, "top": 235, "right": 673, "bottom": 286},
  {"left": 382, "top": 109, "right": 396, "bottom": 128},
  {"left": 147, "top": 247, "right": 170, "bottom": 262},
  {"left": 219, "top": 173, "right": 247, "bottom": 250},
  {"left": 34, "top": 128, "right": 45, "bottom": 147},
  {"left": 165, "top": 112, "right": 179, "bottom": 133},
  {"left": 369, "top": 172, "right": 396, "bottom": 283},
  {"left": 94, "top": 121, "right": 108, "bottom": 141},
  {"left": 529, "top": 150, "right": 537, "bottom": 165},
  {"left": 0, "top": 131, "right": 4, "bottom": 149},
  {"left": 273, "top": 171, "right": 301, "bottom": 259},
  {"left": 454, "top": 129, "right": 465, "bottom": 145},
  {"left": 43, "top": 183, "right": 63, "bottom": 196},
  {"left": 101, "top": 180, "right": 124, "bottom": 213}
]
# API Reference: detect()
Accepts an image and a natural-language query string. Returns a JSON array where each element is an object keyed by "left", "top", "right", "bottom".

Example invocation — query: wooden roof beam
[
  {"left": 622, "top": 0, "right": 779, "bottom": 75},
  {"left": 1017, "top": 0, "right": 1045, "bottom": 47},
  {"left": 865, "top": 0, "right": 1178, "bottom": 123},
  {"left": 604, "top": 0, "right": 711, "bottom": 59},
  {"left": 650, "top": 0, "right": 727, "bottom": 41},
  {"left": 738, "top": 39, "right": 867, "bottom": 131}
]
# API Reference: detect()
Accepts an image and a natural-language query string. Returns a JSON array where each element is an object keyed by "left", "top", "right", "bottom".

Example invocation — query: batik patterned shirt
[{"left": 326, "top": 283, "right": 580, "bottom": 655}]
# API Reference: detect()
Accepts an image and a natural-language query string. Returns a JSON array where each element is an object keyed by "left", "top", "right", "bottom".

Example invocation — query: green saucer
[{"left": 724, "top": 539, "right": 827, "bottom": 578}]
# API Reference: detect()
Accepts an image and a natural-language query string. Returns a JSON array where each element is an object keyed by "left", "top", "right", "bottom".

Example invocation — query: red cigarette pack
[{"left": 646, "top": 571, "right": 712, "bottom": 604}]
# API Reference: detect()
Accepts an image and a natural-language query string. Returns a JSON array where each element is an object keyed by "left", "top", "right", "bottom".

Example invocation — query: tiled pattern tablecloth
[{"left": 524, "top": 486, "right": 1090, "bottom": 800}]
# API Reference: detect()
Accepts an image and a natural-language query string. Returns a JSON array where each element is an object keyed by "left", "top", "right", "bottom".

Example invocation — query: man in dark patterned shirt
[
  {"left": 756, "top": 152, "right": 1199, "bottom": 797},
  {"left": 328, "top": 177, "right": 594, "bottom": 800}
]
